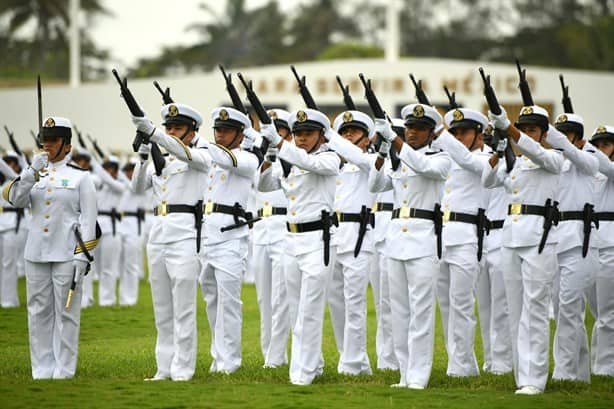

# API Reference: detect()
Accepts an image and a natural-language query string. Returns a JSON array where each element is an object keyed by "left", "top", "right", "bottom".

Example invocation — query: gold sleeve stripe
[
  {"left": 2, "top": 178, "right": 18, "bottom": 203},
  {"left": 74, "top": 239, "right": 99, "bottom": 254},
  {"left": 170, "top": 135, "right": 192, "bottom": 161},
  {"left": 214, "top": 144, "right": 238, "bottom": 167}
]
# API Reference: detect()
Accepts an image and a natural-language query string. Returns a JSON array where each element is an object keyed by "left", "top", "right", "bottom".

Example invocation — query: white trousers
[
  {"left": 369, "top": 246, "right": 398, "bottom": 370},
  {"left": 552, "top": 246, "right": 597, "bottom": 382},
  {"left": 148, "top": 239, "right": 199, "bottom": 380},
  {"left": 98, "top": 233, "right": 122, "bottom": 306},
  {"left": 388, "top": 255, "right": 439, "bottom": 387},
  {"left": 243, "top": 234, "right": 255, "bottom": 284},
  {"left": 501, "top": 244, "right": 557, "bottom": 391},
  {"left": 476, "top": 247, "right": 513, "bottom": 373},
  {"left": 437, "top": 243, "right": 480, "bottom": 376},
  {"left": 25, "top": 260, "right": 82, "bottom": 379},
  {"left": 590, "top": 246, "right": 614, "bottom": 376},
  {"left": 253, "top": 241, "right": 290, "bottom": 366},
  {"left": 119, "top": 234, "right": 143, "bottom": 306},
  {"left": 16, "top": 226, "right": 27, "bottom": 277},
  {"left": 1, "top": 231, "right": 20, "bottom": 307},
  {"left": 285, "top": 246, "right": 334, "bottom": 385},
  {"left": 328, "top": 250, "right": 372, "bottom": 375},
  {"left": 200, "top": 239, "right": 247, "bottom": 374}
]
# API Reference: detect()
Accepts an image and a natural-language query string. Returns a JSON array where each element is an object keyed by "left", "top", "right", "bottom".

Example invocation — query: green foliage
[
  {"left": 1, "top": 279, "right": 613, "bottom": 408},
  {"left": 317, "top": 43, "right": 384, "bottom": 61}
]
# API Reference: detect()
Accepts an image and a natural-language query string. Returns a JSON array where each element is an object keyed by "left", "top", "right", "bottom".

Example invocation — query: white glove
[
  {"left": 138, "top": 143, "right": 151, "bottom": 160},
  {"left": 374, "top": 119, "right": 396, "bottom": 142},
  {"left": 241, "top": 127, "right": 258, "bottom": 150},
  {"left": 378, "top": 140, "right": 391, "bottom": 159},
  {"left": 488, "top": 106, "right": 511, "bottom": 130},
  {"left": 30, "top": 152, "right": 48, "bottom": 172},
  {"left": 265, "top": 145, "right": 278, "bottom": 162},
  {"left": 131, "top": 115, "right": 156, "bottom": 135},
  {"left": 324, "top": 128, "right": 339, "bottom": 142},
  {"left": 260, "top": 123, "right": 282, "bottom": 146},
  {"left": 496, "top": 138, "right": 507, "bottom": 156},
  {"left": 73, "top": 259, "right": 89, "bottom": 285}
]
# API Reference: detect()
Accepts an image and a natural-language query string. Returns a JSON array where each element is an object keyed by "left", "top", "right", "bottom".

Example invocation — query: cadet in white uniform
[
  {"left": 117, "top": 159, "right": 147, "bottom": 306},
  {"left": 131, "top": 103, "right": 206, "bottom": 381},
  {"left": 434, "top": 108, "right": 490, "bottom": 377},
  {"left": 588, "top": 125, "right": 614, "bottom": 376},
  {"left": 548, "top": 113, "right": 599, "bottom": 382},
  {"left": 252, "top": 109, "right": 291, "bottom": 368},
  {"left": 3, "top": 116, "right": 98, "bottom": 379},
  {"left": 483, "top": 105, "right": 564, "bottom": 395},
  {"left": 369, "top": 104, "right": 451, "bottom": 389},
  {"left": 259, "top": 109, "right": 340, "bottom": 385},
  {"left": 326, "top": 110, "right": 376, "bottom": 375}
]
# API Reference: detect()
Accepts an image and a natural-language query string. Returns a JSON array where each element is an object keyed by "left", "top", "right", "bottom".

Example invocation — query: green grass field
[{"left": 1, "top": 278, "right": 613, "bottom": 409}]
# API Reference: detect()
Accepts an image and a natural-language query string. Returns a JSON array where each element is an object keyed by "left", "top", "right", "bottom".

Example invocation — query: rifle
[
  {"left": 4, "top": 125, "right": 31, "bottom": 165},
  {"left": 559, "top": 74, "right": 573, "bottom": 113},
  {"left": 479, "top": 67, "right": 516, "bottom": 171},
  {"left": 86, "top": 134, "right": 106, "bottom": 160},
  {"left": 219, "top": 65, "right": 248, "bottom": 114},
  {"left": 516, "top": 59, "right": 534, "bottom": 106},
  {"left": 30, "top": 130, "right": 42, "bottom": 149},
  {"left": 443, "top": 86, "right": 459, "bottom": 109},
  {"left": 37, "top": 75, "right": 43, "bottom": 142},
  {"left": 409, "top": 74, "right": 432, "bottom": 105},
  {"left": 73, "top": 125, "right": 87, "bottom": 149},
  {"left": 290, "top": 65, "right": 318, "bottom": 109},
  {"left": 358, "top": 73, "right": 401, "bottom": 170},
  {"left": 336, "top": 76, "right": 356, "bottom": 110},
  {"left": 153, "top": 80, "right": 173, "bottom": 104}
]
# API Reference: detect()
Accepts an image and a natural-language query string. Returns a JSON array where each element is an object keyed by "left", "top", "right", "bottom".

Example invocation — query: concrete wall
[{"left": 1, "top": 57, "right": 612, "bottom": 152}]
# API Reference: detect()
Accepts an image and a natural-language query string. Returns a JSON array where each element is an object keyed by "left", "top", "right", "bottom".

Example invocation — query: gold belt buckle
[
  {"left": 336, "top": 210, "right": 342, "bottom": 222},
  {"left": 262, "top": 205, "right": 273, "bottom": 218},
  {"left": 510, "top": 203, "right": 522, "bottom": 215},
  {"left": 399, "top": 207, "right": 411, "bottom": 219},
  {"left": 204, "top": 201, "right": 214, "bottom": 215},
  {"left": 0, "top": 207, "right": 3, "bottom": 214},
  {"left": 159, "top": 201, "right": 168, "bottom": 216},
  {"left": 443, "top": 210, "right": 451, "bottom": 223},
  {"left": 371, "top": 202, "right": 378, "bottom": 212},
  {"left": 288, "top": 223, "right": 299, "bottom": 233}
]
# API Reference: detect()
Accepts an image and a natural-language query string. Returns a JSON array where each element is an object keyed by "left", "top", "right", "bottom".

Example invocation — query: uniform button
[
  {"left": 289, "top": 182, "right": 294, "bottom": 187},
  {"left": 403, "top": 183, "right": 408, "bottom": 188},
  {"left": 170, "top": 157, "right": 175, "bottom": 161},
  {"left": 511, "top": 175, "right": 516, "bottom": 180},
  {"left": 513, "top": 189, "right": 518, "bottom": 194},
  {"left": 291, "top": 211, "right": 296, "bottom": 216},
  {"left": 402, "top": 227, "right": 408, "bottom": 233},
  {"left": 403, "top": 200, "right": 408, "bottom": 205},
  {"left": 208, "top": 187, "right": 212, "bottom": 191},
  {"left": 163, "top": 176, "right": 168, "bottom": 180},
  {"left": 445, "top": 188, "right": 451, "bottom": 193},
  {"left": 210, "top": 175, "right": 213, "bottom": 179},
  {"left": 47, "top": 188, "right": 52, "bottom": 193},
  {"left": 51, "top": 168, "right": 56, "bottom": 172},
  {"left": 264, "top": 201, "right": 269, "bottom": 206},
  {"left": 162, "top": 187, "right": 167, "bottom": 192},
  {"left": 43, "top": 228, "right": 49, "bottom": 233},
  {"left": 44, "top": 214, "right": 50, "bottom": 219},
  {"left": 336, "top": 180, "right": 341, "bottom": 185},
  {"left": 50, "top": 177, "right": 55, "bottom": 181},
  {"left": 402, "top": 168, "right": 406, "bottom": 172},
  {"left": 513, "top": 217, "right": 518, "bottom": 222},
  {"left": 45, "top": 201, "right": 51, "bottom": 206},
  {"left": 335, "top": 195, "right": 340, "bottom": 200},
  {"left": 444, "top": 204, "right": 449, "bottom": 209},
  {"left": 220, "top": 175, "right": 226, "bottom": 181},
  {"left": 290, "top": 196, "right": 296, "bottom": 201}
]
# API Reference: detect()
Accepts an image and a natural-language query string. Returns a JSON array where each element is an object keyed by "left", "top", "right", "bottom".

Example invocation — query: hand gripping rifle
[
  {"left": 237, "top": 72, "right": 293, "bottom": 177},
  {"left": 112, "top": 69, "right": 165, "bottom": 176},
  {"left": 291, "top": 65, "right": 318, "bottom": 110},
  {"left": 559, "top": 74, "right": 573, "bottom": 113},
  {"left": 409, "top": 74, "right": 432, "bottom": 106},
  {"left": 336, "top": 76, "right": 357, "bottom": 110},
  {"left": 479, "top": 67, "right": 516, "bottom": 171},
  {"left": 4, "top": 125, "right": 31, "bottom": 165},
  {"left": 359, "top": 73, "right": 401, "bottom": 170},
  {"left": 516, "top": 59, "right": 534, "bottom": 106}
]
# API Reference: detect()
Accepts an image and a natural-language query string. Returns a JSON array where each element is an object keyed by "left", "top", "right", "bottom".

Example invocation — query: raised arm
[
  {"left": 258, "top": 165, "right": 282, "bottom": 192},
  {"left": 545, "top": 125, "right": 598, "bottom": 176},
  {"left": 326, "top": 131, "right": 373, "bottom": 173},
  {"left": 482, "top": 159, "right": 507, "bottom": 189},
  {"left": 0, "top": 157, "right": 18, "bottom": 179},
  {"left": 589, "top": 143, "right": 614, "bottom": 179},
  {"left": 3, "top": 166, "right": 36, "bottom": 207},
  {"left": 515, "top": 132, "right": 564, "bottom": 174},
  {"left": 149, "top": 129, "right": 210, "bottom": 172},
  {"left": 131, "top": 159, "right": 152, "bottom": 194},
  {"left": 278, "top": 143, "right": 340, "bottom": 176},
  {"left": 368, "top": 162, "right": 393, "bottom": 193},
  {"left": 398, "top": 144, "right": 451, "bottom": 180},
  {"left": 437, "top": 129, "right": 489, "bottom": 174},
  {"left": 90, "top": 157, "right": 129, "bottom": 194}
]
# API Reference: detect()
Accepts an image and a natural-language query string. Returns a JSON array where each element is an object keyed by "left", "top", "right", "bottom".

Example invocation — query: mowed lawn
[{"left": 1, "top": 278, "right": 613, "bottom": 409}]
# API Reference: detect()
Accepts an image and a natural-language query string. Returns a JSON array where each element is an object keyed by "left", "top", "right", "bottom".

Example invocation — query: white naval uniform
[
  {"left": 151, "top": 131, "right": 259, "bottom": 374},
  {"left": 435, "top": 130, "right": 489, "bottom": 377},
  {"left": 326, "top": 133, "right": 375, "bottom": 375},
  {"left": 589, "top": 146, "right": 614, "bottom": 376},
  {"left": 483, "top": 132, "right": 564, "bottom": 392},
  {"left": 4, "top": 155, "right": 98, "bottom": 379},
  {"left": 117, "top": 184, "right": 147, "bottom": 306},
  {"left": 91, "top": 159, "right": 129, "bottom": 306},
  {"left": 478, "top": 152, "right": 513, "bottom": 374},
  {"left": 546, "top": 128, "right": 599, "bottom": 382},
  {"left": 132, "top": 147, "right": 205, "bottom": 381},
  {"left": 369, "top": 144, "right": 451, "bottom": 388},
  {"left": 0, "top": 160, "right": 21, "bottom": 307},
  {"left": 259, "top": 142, "right": 340, "bottom": 385},
  {"left": 251, "top": 162, "right": 290, "bottom": 367},
  {"left": 370, "top": 187, "right": 398, "bottom": 370}
]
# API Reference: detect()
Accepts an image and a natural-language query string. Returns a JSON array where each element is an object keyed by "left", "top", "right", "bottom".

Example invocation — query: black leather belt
[
  {"left": 153, "top": 201, "right": 204, "bottom": 252},
  {"left": 558, "top": 211, "right": 584, "bottom": 221},
  {"left": 391, "top": 207, "right": 436, "bottom": 220},
  {"left": 596, "top": 212, "right": 614, "bottom": 221},
  {"left": 206, "top": 202, "right": 259, "bottom": 232},
  {"left": 99, "top": 208, "right": 121, "bottom": 236},
  {"left": 509, "top": 200, "right": 560, "bottom": 254},
  {"left": 257, "top": 206, "right": 287, "bottom": 217},
  {"left": 490, "top": 220, "right": 504, "bottom": 229},
  {"left": 507, "top": 203, "right": 547, "bottom": 217},
  {"left": 372, "top": 202, "right": 393, "bottom": 212},
  {"left": 287, "top": 211, "right": 338, "bottom": 266},
  {"left": 443, "top": 211, "right": 478, "bottom": 224},
  {"left": 337, "top": 212, "right": 375, "bottom": 224},
  {"left": 121, "top": 208, "right": 146, "bottom": 235},
  {"left": 0, "top": 207, "right": 25, "bottom": 232}
]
